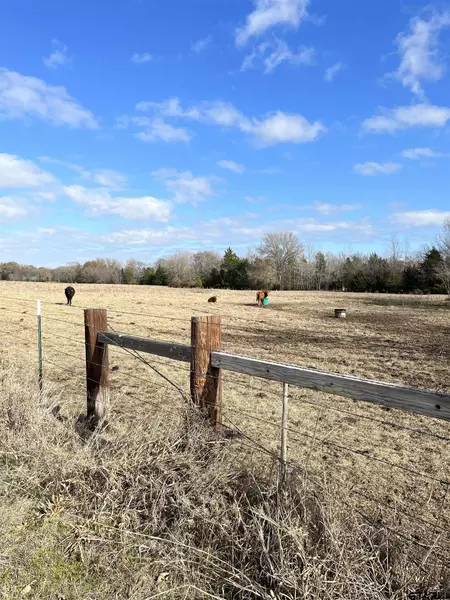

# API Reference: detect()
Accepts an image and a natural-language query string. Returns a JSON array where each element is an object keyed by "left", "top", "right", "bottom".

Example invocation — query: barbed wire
[
  {"left": 2, "top": 295, "right": 450, "bottom": 552},
  {"left": 220, "top": 414, "right": 449, "bottom": 560},
  {"left": 3, "top": 309, "right": 449, "bottom": 450}
]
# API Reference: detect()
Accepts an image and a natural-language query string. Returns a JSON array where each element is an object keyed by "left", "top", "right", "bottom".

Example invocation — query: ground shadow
[{"left": 362, "top": 297, "right": 449, "bottom": 311}]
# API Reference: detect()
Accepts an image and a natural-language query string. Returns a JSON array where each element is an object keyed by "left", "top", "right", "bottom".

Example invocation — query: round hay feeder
[{"left": 334, "top": 308, "right": 347, "bottom": 319}]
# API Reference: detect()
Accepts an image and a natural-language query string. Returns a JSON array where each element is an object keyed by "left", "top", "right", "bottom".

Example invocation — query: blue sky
[{"left": 1, "top": 0, "right": 450, "bottom": 267}]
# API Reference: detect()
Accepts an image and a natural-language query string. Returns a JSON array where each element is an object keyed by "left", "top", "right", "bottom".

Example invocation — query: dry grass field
[{"left": 1, "top": 281, "right": 449, "bottom": 597}]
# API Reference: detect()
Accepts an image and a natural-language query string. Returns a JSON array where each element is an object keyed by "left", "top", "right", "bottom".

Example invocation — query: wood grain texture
[
  {"left": 211, "top": 352, "right": 450, "bottom": 422},
  {"left": 99, "top": 332, "right": 191, "bottom": 362},
  {"left": 84, "top": 309, "right": 109, "bottom": 423},
  {"left": 191, "top": 316, "right": 222, "bottom": 430}
]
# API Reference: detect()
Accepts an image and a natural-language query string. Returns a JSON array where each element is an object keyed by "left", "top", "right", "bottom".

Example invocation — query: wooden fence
[{"left": 82, "top": 308, "right": 450, "bottom": 475}]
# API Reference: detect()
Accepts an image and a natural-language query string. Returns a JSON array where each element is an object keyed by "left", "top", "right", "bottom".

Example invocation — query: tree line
[{"left": 2, "top": 222, "right": 450, "bottom": 295}]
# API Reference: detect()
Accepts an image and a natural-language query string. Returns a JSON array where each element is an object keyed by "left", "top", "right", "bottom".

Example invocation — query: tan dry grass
[
  {"left": 0, "top": 360, "right": 449, "bottom": 599},
  {"left": 0, "top": 282, "right": 449, "bottom": 562}
]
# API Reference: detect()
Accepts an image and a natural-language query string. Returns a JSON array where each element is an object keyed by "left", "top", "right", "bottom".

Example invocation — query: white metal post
[
  {"left": 280, "top": 382, "right": 289, "bottom": 483},
  {"left": 37, "top": 300, "right": 43, "bottom": 396}
]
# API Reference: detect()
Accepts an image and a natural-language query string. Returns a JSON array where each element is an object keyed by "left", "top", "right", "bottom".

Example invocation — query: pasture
[{"left": 1, "top": 282, "right": 449, "bottom": 573}]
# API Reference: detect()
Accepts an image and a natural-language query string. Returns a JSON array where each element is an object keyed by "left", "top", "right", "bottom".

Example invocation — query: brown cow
[
  {"left": 208, "top": 296, "right": 217, "bottom": 303},
  {"left": 256, "top": 290, "right": 268, "bottom": 306}
]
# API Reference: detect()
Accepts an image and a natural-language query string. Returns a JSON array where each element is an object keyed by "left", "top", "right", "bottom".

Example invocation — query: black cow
[{"left": 65, "top": 286, "right": 75, "bottom": 306}]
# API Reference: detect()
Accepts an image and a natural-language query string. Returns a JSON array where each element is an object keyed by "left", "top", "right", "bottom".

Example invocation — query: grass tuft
[{"left": 0, "top": 360, "right": 448, "bottom": 599}]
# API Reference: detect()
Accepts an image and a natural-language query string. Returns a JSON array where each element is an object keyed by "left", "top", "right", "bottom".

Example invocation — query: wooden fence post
[
  {"left": 190, "top": 315, "right": 222, "bottom": 430},
  {"left": 84, "top": 309, "right": 109, "bottom": 424}
]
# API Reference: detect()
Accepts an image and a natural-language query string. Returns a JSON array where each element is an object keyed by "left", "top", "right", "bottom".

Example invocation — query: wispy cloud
[
  {"left": 241, "top": 38, "right": 315, "bottom": 73},
  {"left": 130, "top": 52, "right": 153, "bottom": 64},
  {"left": 0, "top": 68, "right": 98, "bottom": 129},
  {"left": 362, "top": 104, "right": 450, "bottom": 134},
  {"left": 136, "top": 97, "right": 326, "bottom": 146},
  {"left": 117, "top": 114, "right": 192, "bottom": 143},
  {"left": 152, "top": 168, "right": 217, "bottom": 205},
  {"left": 393, "top": 10, "right": 450, "bottom": 98},
  {"left": 191, "top": 35, "right": 212, "bottom": 53},
  {"left": 64, "top": 185, "right": 170, "bottom": 221},
  {"left": 0, "top": 153, "right": 56, "bottom": 188},
  {"left": 313, "top": 201, "right": 362, "bottom": 215},
  {"left": 92, "top": 169, "right": 128, "bottom": 190},
  {"left": 44, "top": 39, "right": 71, "bottom": 69},
  {"left": 0, "top": 196, "right": 28, "bottom": 219},
  {"left": 324, "top": 61, "right": 344, "bottom": 82},
  {"left": 135, "top": 119, "right": 192, "bottom": 143},
  {"left": 217, "top": 160, "right": 245, "bottom": 174},
  {"left": 236, "top": 0, "right": 310, "bottom": 46},
  {"left": 353, "top": 162, "right": 402, "bottom": 176},
  {"left": 39, "top": 156, "right": 90, "bottom": 178},
  {"left": 393, "top": 209, "right": 450, "bottom": 226},
  {"left": 39, "top": 157, "right": 127, "bottom": 189},
  {"left": 401, "top": 147, "right": 445, "bottom": 160}
]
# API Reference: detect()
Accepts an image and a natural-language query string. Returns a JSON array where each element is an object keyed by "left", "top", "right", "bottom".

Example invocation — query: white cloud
[
  {"left": 353, "top": 162, "right": 402, "bottom": 176},
  {"left": 0, "top": 196, "right": 27, "bottom": 219},
  {"left": 241, "top": 38, "right": 315, "bottom": 73},
  {"left": 44, "top": 40, "right": 71, "bottom": 69},
  {"left": 92, "top": 169, "right": 128, "bottom": 190},
  {"left": 217, "top": 160, "right": 245, "bottom": 174},
  {"left": 191, "top": 36, "right": 212, "bottom": 53},
  {"left": 130, "top": 52, "right": 153, "bottom": 64},
  {"left": 362, "top": 104, "right": 450, "bottom": 134},
  {"left": 393, "top": 209, "right": 450, "bottom": 226},
  {"left": 38, "top": 156, "right": 90, "bottom": 178},
  {"left": 287, "top": 218, "right": 372, "bottom": 235},
  {"left": 134, "top": 118, "right": 192, "bottom": 143},
  {"left": 236, "top": 0, "right": 310, "bottom": 46},
  {"left": 64, "top": 185, "right": 171, "bottom": 221},
  {"left": 252, "top": 111, "right": 325, "bottom": 145},
  {"left": 394, "top": 11, "right": 450, "bottom": 97},
  {"left": 152, "top": 168, "right": 216, "bottom": 205},
  {"left": 38, "top": 157, "right": 127, "bottom": 189},
  {"left": 101, "top": 227, "right": 196, "bottom": 245},
  {"left": 325, "top": 62, "right": 344, "bottom": 82},
  {"left": 133, "top": 97, "right": 325, "bottom": 146},
  {"left": 99, "top": 215, "right": 372, "bottom": 248},
  {"left": 31, "top": 191, "right": 57, "bottom": 202},
  {"left": 0, "top": 153, "right": 56, "bottom": 188},
  {"left": 313, "top": 201, "right": 362, "bottom": 215},
  {"left": 401, "top": 147, "right": 444, "bottom": 159},
  {"left": 0, "top": 68, "right": 98, "bottom": 128}
]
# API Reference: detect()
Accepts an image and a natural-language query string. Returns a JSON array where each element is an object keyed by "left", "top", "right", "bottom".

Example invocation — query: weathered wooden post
[
  {"left": 84, "top": 309, "right": 109, "bottom": 424},
  {"left": 190, "top": 315, "right": 222, "bottom": 430}
]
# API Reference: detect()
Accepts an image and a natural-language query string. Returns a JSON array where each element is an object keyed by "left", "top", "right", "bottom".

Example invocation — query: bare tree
[
  {"left": 438, "top": 219, "right": 450, "bottom": 258},
  {"left": 436, "top": 260, "right": 450, "bottom": 294},
  {"left": 192, "top": 251, "right": 221, "bottom": 284},
  {"left": 164, "top": 252, "right": 198, "bottom": 287},
  {"left": 387, "top": 233, "right": 403, "bottom": 291},
  {"left": 436, "top": 219, "right": 450, "bottom": 295},
  {"left": 258, "top": 232, "right": 304, "bottom": 290},
  {"left": 122, "top": 259, "right": 146, "bottom": 284}
]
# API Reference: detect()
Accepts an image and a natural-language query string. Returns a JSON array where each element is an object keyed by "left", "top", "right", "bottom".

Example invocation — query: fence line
[{"left": 1, "top": 297, "right": 449, "bottom": 567}]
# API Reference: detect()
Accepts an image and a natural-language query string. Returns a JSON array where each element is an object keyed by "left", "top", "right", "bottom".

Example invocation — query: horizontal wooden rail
[
  {"left": 96, "top": 331, "right": 450, "bottom": 422},
  {"left": 211, "top": 352, "right": 450, "bottom": 422},
  {"left": 98, "top": 332, "right": 191, "bottom": 363}
]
